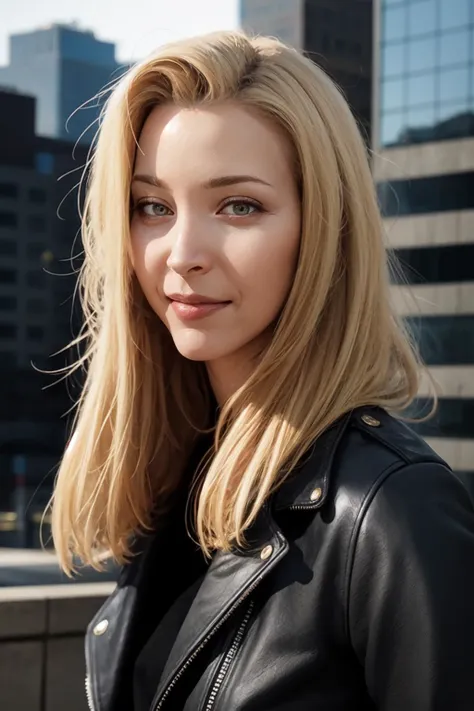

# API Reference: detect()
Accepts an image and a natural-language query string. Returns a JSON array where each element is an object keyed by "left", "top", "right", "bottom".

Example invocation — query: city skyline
[{"left": 0, "top": 0, "right": 239, "bottom": 66}]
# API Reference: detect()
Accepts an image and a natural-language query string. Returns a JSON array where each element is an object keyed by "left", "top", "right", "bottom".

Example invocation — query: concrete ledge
[
  {"left": 0, "top": 598, "right": 47, "bottom": 638},
  {"left": 0, "top": 584, "right": 113, "bottom": 711},
  {"left": 0, "top": 582, "right": 115, "bottom": 602}
]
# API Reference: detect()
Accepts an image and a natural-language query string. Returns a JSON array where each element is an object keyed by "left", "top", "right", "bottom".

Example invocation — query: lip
[
  {"left": 166, "top": 292, "right": 228, "bottom": 305},
  {"left": 169, "top": 300, "right": 230, "bottom": 321}
]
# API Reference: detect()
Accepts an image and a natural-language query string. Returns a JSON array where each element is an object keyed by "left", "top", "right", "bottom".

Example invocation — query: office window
[
  {"left": 439, "top": 67, "right": 470, "bottom": 103},
  {"left": 28, "top": 188, "right": 47, "bottom": 204},
  {"left": 392, "top": 244, "right": 474, "bottom": 284},
  {"left": 0, "top": 296, "right": 17, "bottom": 310},
  {"left": 28, "top": 215, "right": 47, "bottom": 233},
  {"left": 383, "top": 5, "right": 407, "bottom": 42},
  {"left": 0, "top": 268, "right": 17, "bottom": 284},
  {"left": 0, "top": 183, "right": 18, "bottom": 199},
  {"left": 405, "top": 315, "right": 474, "bottom": 366},
  {"left": 0, "top": 240, "right": 17, "bottom": 256},
  {"left": 27, "top": 270, "right": 46, "bottom": 288},
  {"left": 439, "top": 0, "right": 472, "bottom": 31},
  {"left": 26, "top": 298, "right": 46, "bottom": 314},
  {"left": 27, "top": 243, "right": 46, "bottom": 259},
  {"left": 0, "top": 212, "right": 17, "bottom": 228},
  {"left": 380, "top": 111, "right": 407, "bottom": 145},
  {"left": 382, "top": 78, "right": 405, "bottom": 112},
  {"left": 408, "top": 0, "right": 437, "bottom": 37},
  {"left": 407, "top": 72, "right": 436, "bottom": 106},
  {"left": 377, "top": 171, "right": 474, "bottom": 216},
  {"left": 439, "top": 29, "right": 470, "bottom": 68},
  {"left": 407, "top": 35, "right": 436, "bottom": 73},
  {"left": 35, "top": 152, "right": 54, "bottom": 175},
  {"left": 27, "top": 326, "right": 44, "bottom": 341},
  {"left": 382, "top": 42, "right": 405, "bottom": 77},
  {"left": 0, "top": 352, "right": 16, "bottom": 365},
  {"left": 0, "top": 324, "right": 17, "bottom": 339},
  {"left": 409, "top": 398, "right": 474, "bottom": 439}
]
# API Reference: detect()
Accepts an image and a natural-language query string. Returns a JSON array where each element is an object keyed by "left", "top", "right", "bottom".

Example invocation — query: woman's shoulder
[{"left": 333, "top": 406, "right": 464, "bottom": 504}]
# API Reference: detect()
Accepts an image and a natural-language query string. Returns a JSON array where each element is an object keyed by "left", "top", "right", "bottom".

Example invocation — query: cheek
[
  {"left": 131, "top": 234, "right": 165, "bottom": 303},
  {"left": 239, "top": 220, "right": 300, "bottom": 302}
]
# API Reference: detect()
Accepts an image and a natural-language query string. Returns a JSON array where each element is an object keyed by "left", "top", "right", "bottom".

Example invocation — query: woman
[{"left": 52, "top": 31, "right": 474, "bottom": 711}]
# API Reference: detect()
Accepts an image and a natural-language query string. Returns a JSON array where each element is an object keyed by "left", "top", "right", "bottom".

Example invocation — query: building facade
[
  {"left": 0, "top": 88, "right": 87, "bottom": 533},
  {"left": 0, "top": 24, "right": 123, "bottom": 143},
  {"left": 373, "top": 0, "right": 474, "bottom": 477},
  {"left": 240, "top": 0, "right": 373, "bottom": 139}
]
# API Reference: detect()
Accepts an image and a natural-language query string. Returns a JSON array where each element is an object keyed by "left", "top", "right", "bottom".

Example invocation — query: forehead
[{"left": 134, "top": 102, "right": 295, "bottom": 181}]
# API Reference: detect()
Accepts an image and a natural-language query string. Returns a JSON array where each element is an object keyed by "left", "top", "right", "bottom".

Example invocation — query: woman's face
[{"left": 130, "top": 101, "right": 301, "bottom": 365}]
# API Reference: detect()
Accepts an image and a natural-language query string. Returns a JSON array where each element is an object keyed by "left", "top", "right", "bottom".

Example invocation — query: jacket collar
[{"left": 273, "top": 410, "right": 352, "bottom": 511}]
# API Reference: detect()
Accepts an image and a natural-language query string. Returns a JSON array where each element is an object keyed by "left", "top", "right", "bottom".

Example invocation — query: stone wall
[{"left": 0, "top": 583, "right": 114, "bottom": 711}]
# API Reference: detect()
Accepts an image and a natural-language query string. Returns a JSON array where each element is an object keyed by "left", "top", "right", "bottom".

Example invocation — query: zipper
[
  {"left": 203, "top": 600, "right": 255, "bottom": 711},
  {"left": 85, "top": 674, "right": 96, "bottom": 711},
  {"left": 153, "top": 578, "right": 262, "bottom": 711}
]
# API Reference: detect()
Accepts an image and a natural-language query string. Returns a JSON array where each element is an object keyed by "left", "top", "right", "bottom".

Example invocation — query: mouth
[{"left": 168, "top": 298, "right": 231, "bottom": 321}]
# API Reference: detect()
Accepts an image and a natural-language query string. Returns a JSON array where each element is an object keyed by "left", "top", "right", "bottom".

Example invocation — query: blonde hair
[{"left": 52, "top": 30, "right": 423, "bottom": 573}]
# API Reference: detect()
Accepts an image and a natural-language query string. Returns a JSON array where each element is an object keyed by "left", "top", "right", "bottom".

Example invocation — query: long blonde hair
[{"left": 52, "top": 31, "right": 422, "bottom": 573}]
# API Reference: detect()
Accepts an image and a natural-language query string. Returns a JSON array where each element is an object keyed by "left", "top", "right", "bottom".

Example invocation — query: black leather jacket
[{"left": 85, "top": 407, "right": 474, "bottom": 711}]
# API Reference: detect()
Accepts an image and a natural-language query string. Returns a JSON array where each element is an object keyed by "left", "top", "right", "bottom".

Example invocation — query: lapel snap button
[
  {"left": 361, "top": 414, "right": 381, "bottom": 427},
  {"left": 93, "top": 619, "right": 109, "bottom": 636},
  {"left": 260, "top": 544, "right": 273, "bottom": 560},
  {"left": 310, "top": 487, "right": 322, "bottom": 502}
]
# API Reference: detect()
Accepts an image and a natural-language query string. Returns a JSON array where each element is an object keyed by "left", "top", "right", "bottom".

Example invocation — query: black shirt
[
  {"left": 133, "top": 434, "right": 213, "bottom": 711},
  {"left": 133, "top": 520, "right": 209, "bottom": 711}
]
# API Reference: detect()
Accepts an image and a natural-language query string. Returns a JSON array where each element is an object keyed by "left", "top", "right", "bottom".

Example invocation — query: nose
[{"left": 166, "top": 216, "right": 212, "bottom": 276}]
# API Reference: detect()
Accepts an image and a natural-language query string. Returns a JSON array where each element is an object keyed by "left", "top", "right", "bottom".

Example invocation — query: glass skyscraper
[
  {"left": 374, "top": 0, "right": 474, "bottom": 480},
  {"left": 240, "top": 0, "right": 373, "bottom": 141},
  {"left": 0, "top": 24, "right": 124, "bottom": 144},
  {"left": 379, "top": 0, "right": 474, "bottom": 147}
]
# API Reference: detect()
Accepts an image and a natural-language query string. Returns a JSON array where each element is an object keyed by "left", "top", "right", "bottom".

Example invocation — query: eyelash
[{"left": 132, "top": 197, "right": 264, "bottom": 218}]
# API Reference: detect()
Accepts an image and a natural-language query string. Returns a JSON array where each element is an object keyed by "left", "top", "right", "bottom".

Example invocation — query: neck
[{"left": 206, "top": 336, "right": 268, "bottom": 406}]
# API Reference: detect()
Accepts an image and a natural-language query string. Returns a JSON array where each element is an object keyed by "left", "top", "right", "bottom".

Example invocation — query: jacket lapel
[{"left": 150, "top": 506, "right": 289, "bottom": 709}]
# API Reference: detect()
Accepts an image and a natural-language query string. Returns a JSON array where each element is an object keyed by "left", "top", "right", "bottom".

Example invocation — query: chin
[{"left": 171, "top": 332, "right": 233, "bottom": 362}]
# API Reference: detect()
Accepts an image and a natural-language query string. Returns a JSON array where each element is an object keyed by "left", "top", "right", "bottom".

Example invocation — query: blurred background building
[
  {"left": 373, "top": 0, "right": 474, "bottom": 481},
  {"left": 0, "top": 23, "right": 124, "bottom": 144},
  {"left": 0, "top": 86, "right": 87, "bottom": 549},
  {"left": 240, "top": 0, "right": 373, "bottom": 141}
]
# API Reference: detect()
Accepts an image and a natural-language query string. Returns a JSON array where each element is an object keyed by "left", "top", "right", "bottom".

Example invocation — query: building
[
  {"left": 0, "top": 88, "right": 87, "bottom": 534},
  {"left": 240, "top": 0, "right": 373, "bottom": 140},
  {"left": 373, "top": 0, "right": 474, "bottom": 479},
  {"left": 0, "top": 23, "right": 124, "bottom": 143}
]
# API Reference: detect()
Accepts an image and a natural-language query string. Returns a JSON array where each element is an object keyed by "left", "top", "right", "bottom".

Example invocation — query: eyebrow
[{"left": 131, "top": 174, "right": 273, "bottom": 189}]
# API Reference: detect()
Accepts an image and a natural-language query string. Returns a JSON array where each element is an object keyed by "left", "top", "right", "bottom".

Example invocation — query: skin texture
[{"left": 130, "top": 102, "right": 301, "bottom": 404}]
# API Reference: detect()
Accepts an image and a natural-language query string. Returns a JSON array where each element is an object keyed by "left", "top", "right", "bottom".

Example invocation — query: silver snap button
[
  {"left": 93, "top": 619, "right": 109, "bottom": 636},
  {"left": 310, "top": 487, "right": 322, "bottom": 502},
  {"left": 260, "top": 545, "right": 273, "bottom": 560},
  {"left": 361, "top": 414, "right": 381, "bottom": 427}
]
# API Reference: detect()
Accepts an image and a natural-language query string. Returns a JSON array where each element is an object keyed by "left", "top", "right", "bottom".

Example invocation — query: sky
[{"left": 0, "top": 0, "right": 239, "bottom": 66}]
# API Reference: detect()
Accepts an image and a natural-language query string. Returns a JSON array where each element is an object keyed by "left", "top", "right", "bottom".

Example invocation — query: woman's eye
[
  {"left": 220, "top": 201, "right": 260, "bottom": 217},
  {"left": 138, "top": 202, "right": 172, "bottom": 217}
]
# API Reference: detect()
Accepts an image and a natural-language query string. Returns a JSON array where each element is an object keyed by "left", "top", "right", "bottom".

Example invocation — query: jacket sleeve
[{"left": 348, "top": 461, "right": 474, "bottom": 711}]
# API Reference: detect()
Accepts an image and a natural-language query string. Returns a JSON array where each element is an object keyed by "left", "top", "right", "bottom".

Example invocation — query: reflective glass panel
[
  {"left": 408, "top": 35, "right": 436, "bottom": 73},
  {"left": 383, "top": 5, "right": 407, "bottom": 42},
  {"left": 382, "top": 78, "right": 405, "bottom": 111},
  {"left": 382, "top": 42, "right": 405, "bottom": 77},
  {"left": 407, "top": 72, "right": 436, "bottom": 105},
  {"left": 380, "top": 111, "right": 407, "bottom": 145},
  {"left": 439, "top": 67, "right": 470, "bottom": 102},
  {"left": 439, "top": 0, "right": 472, "bottom": 31},
  {"left": 440, "top": 29, "right": 470, "bottom": 68},
  {"left": 408, "top": 0, "right": 437, "bottom": 37}
]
